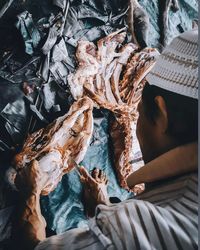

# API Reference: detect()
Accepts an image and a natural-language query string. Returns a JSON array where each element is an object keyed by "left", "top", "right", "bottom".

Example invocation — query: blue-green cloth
[{"left": 41, "top": 116, "right": 133, "bottom": 233}]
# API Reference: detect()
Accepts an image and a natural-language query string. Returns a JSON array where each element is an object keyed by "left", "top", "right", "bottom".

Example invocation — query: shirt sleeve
[
  {"left": 34, "top": 227, "right": 104, "bottom": 250},
  {"left": 95, "top": 197, "right": 198, "bottom": 250}
]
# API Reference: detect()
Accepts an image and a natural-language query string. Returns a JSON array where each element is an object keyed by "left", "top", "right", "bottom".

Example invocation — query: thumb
[
  {"left": 79, "top": 166, "right": 94, "bottom": 182},
  {"left": 80, "top": 175, "right": 86, "bottom": 183},
  {"left": 79, "top": 166, "right": 89, "bottom": 178},
  {"left": 30, "top": 159, "right": 40, "bottom": 171}
]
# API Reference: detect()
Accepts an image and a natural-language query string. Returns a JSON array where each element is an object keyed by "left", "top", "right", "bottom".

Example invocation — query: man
[{"left": 13, "top": 29, "right": 198, "bottom": 250}]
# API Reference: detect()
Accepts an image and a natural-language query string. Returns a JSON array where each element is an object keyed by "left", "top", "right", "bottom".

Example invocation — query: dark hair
[{"left": 142, "top": 83, "right": 198, "bottom": 145}]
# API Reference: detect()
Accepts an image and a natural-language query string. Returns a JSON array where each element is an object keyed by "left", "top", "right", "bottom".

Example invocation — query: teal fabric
[
  {"left": 41, "top": 115, "right": 133, "bottom": 233},
  {"left": 40, "top": 0, "right": 198, "bottom": 234}
]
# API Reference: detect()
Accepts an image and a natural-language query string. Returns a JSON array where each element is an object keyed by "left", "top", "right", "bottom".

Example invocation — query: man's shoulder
[
  {"left": 137, "top": 171, "right": 197, "bottom": 203},
  {"left": 95, "top": 172, "right": 198, "bottom": 219},
  {"left": 95, "top": 172, "right": 198, "bottom": 247}
]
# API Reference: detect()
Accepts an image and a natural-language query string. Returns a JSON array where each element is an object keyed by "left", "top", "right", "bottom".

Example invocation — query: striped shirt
[{"left": 35, "top": 172, "right": 198, "bottom": 250}]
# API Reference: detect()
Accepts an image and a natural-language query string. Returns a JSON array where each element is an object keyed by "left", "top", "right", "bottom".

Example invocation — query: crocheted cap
[{"left": 146, "top": 29, "right": 198, "bottom": 99}]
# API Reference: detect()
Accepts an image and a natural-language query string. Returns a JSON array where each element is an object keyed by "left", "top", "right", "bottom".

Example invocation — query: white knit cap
[{"left": 146, "top": 29, "right": 198, "bottom": 99}]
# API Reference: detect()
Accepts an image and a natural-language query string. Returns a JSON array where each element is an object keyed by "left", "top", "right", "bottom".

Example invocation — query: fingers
[
  {"left": 29, "top": 159, "right": 40, "bottom": 174},
  {"left": 92, "top": 168, "right": 104, "bottom": 179},
  {"left": 80, "top": 175, "right": 87, "bottom": 183},
  {"left": 132, "top": 183, "right": 145, "bottom": 195},
  {"left": 63, "top": 168, "right": 70, "bottom": 174},
  {"left": 103, "top": 172, "right": 108, "bottom": 184},
  {"left": 30, "top": 159, "right": 39, "bottom": 167},
  {"left": 79, "top": 166, "right": 94, "bottom": 183},
  {"left": 79, "top": 166, "right": 89, "bottom": 178},
  {"left": 101, "top": 171, "right": 108, "bottom": 184},
  {"left": 91, "top": 168, "right": 108, "bottom": 184},
  {"left": 80, "top": 166, "right": 108, "bottom": 186},
  {"left": 98, "top": 169, "right": 103, "bottom": 179},
  {"left": 92, "top": 168, "right": 99, "bottom": 179}
]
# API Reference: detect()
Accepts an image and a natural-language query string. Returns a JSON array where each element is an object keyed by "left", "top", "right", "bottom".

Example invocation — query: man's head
[{"left": 136, "top": 29, "right": 198, "bottom": 163}]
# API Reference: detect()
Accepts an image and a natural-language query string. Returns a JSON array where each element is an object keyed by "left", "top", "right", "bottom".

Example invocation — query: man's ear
[{"left": 154, "top": 96, "right": 168, "bottom": 133}]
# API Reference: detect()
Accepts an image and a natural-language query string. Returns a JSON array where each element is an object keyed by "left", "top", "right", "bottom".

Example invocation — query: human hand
[
  {"left": 79, "top": 166, "right": 110, "bottom": 216},
  {"left": 15, "top": 160, "right": 49, "bottom": 197}
]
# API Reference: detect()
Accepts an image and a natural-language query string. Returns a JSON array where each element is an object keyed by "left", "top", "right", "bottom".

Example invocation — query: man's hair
[{"left": 142, "top": 83, "right": 198, "bottom": 145}]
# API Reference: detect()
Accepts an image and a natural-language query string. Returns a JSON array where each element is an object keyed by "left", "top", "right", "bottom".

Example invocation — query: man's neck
[{"left": 126, "top": 142, "right": 197, "bottom": 189}]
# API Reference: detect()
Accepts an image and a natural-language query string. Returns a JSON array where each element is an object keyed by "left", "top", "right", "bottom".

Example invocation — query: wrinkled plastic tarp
[
  {"left": 0, "top": 206, "right": 14, "bottom": 241},
  {"left": 15, "top": 11, "right": 41, "bottom": 55},
  {"left": 0, "top": 0, "right": 198, "bottom": 235}
]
